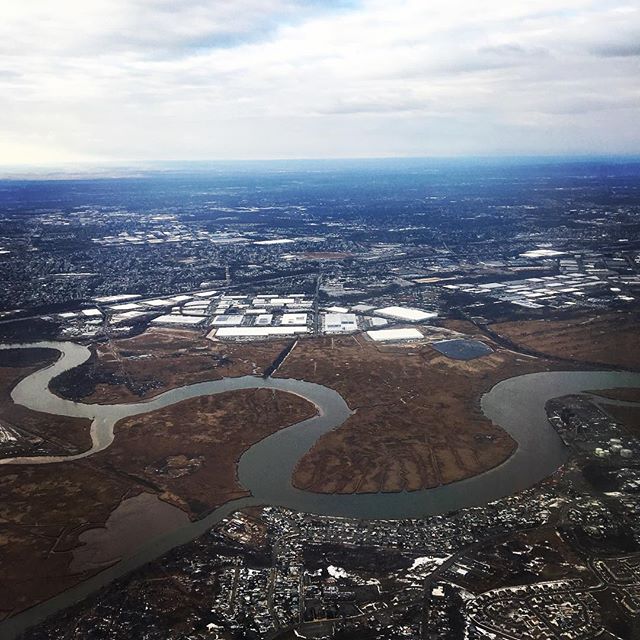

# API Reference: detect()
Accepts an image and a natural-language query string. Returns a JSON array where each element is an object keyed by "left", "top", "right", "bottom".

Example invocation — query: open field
[
  {"left": 489, "top": 313, "right": 640, "bottom": 370},
  {"left": 277, "top": 334, "right": 554, "bottom": 494},
  {"left": 51, "top": 328, "right": 291, "bottom": 403}
]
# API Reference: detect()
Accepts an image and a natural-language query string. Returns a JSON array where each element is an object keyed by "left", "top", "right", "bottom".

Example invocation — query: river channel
[{"left": 1, "top": 340, "right": 639, "bottom": 637}]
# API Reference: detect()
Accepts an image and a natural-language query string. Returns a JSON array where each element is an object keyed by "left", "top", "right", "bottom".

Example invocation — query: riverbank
[
  {"left": 282, "top": 335, "right": 544, "bottom": 494},
  {"left": 2, "top": 337, "right": 640, "bottom": 639}
]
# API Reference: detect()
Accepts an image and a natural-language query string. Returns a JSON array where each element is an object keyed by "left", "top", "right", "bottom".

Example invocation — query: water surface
[{"left": 1, "top": 340, "right": 640, "bottom": 638}]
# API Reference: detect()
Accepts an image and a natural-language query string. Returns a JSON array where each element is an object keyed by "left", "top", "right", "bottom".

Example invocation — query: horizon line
[{"left": 2, "top": 152, "right": 640, "bottom": 172}]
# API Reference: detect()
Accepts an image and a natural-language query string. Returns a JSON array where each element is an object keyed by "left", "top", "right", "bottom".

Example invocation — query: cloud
[
  {"left": 1, "top": 1, "right": 339, "bottom": 57},
  {"left": 320, "top": 96, "right": 433, "bottom": 115},
  {"left": 591, "top": 41, "right": 640, "bottom": 57},
  {"left": 1, "top": 0, "right": 639, "bottom": 162}
]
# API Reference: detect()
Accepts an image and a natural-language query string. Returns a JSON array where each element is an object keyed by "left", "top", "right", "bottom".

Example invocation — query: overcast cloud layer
[{"left": 1, "top": 0, "right": 639, "bottom": 163}]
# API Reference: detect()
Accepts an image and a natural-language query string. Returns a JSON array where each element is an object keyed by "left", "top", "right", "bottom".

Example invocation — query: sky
[{"left": 1, "top": 0, "right": 639, "bottom": 164}]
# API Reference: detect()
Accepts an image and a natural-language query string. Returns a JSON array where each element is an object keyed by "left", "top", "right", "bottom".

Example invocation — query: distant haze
[{"left": 2, "top": 0, "right": 639, "bottom": 164}]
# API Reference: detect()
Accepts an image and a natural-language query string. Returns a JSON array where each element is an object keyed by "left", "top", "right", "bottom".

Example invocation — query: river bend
[{"left": 1, "top": 340, "right": 639, "bottom": 638}]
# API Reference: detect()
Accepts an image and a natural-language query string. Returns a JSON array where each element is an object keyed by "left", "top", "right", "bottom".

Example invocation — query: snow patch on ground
[{"left": 327, "top": 565, "right": 349, "bottom": 579}]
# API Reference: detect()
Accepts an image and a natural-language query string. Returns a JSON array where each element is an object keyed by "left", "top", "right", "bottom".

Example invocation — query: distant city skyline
[{"left": 2, "top": 0, "right": 639, "bottom": 165}]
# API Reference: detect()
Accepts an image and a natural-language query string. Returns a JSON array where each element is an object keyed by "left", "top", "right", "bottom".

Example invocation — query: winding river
[{"left": 1, "top": 340, "right": 640, "bottom": 637}]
